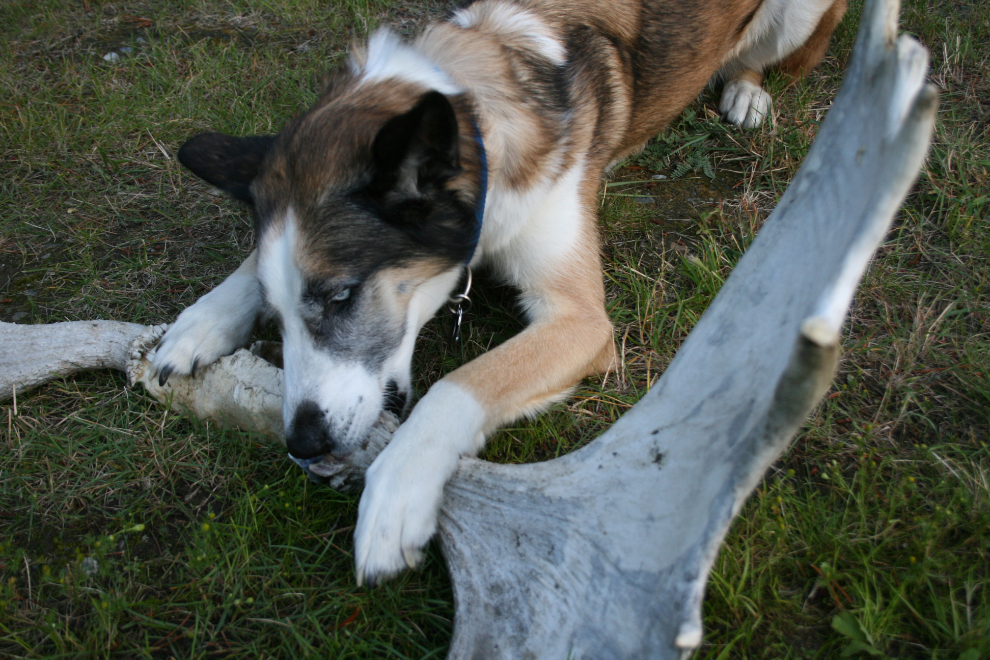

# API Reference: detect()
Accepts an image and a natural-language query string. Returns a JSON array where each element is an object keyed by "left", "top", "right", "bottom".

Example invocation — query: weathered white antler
[
  {"left": 435, "top": 0, "right": 937, "bottom": 656},
  {"left": 0, "top": 319, "right": 146, "bottom": 402},
  {"left": 0, "top": 322, "right": 285, "bottom": 432},
  {"left": 0, "top": 0, "right": 935, "bottom": 653},
  {"left": 0, "top": 323, "right": 393, "bottom": 492}
]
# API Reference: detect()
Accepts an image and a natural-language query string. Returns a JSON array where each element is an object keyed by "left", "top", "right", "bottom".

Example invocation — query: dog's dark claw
[
  {"left": 157, "top": 365, "right": 174, "bottom": 387},
  {"left": 190, "top": 358, "right": 200, "bottom": 378}
]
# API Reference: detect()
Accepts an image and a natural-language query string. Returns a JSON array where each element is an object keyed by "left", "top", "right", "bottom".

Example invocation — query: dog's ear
[
  {"left": 177, "top": 133, "right": 275, "bottom": 205},
  {"left": 371, "top": 91, "right": 461, "bottom": 195}
]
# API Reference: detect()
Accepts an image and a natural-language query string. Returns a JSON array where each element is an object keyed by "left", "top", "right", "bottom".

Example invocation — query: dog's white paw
[
  {"left": 353, "top": 381, "right": 485, "bottom": 586},
  {"left": 720, "top": 77, "right": 772, "bottom": 128},
  {"left": 150, "top": 254, "right": 262, "bottom": 385},
  {"left": 353, "top": 439, "right": 451, "bottom": 585},
  {"left": 150, "top": 288, "right": 258, "bottom": 385}
]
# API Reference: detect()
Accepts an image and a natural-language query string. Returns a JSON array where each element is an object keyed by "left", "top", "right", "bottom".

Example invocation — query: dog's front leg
[
  {"left": 354, "top": 379, "right": 486, "bottom": 585},
  {"left": 150, "top": 250, "right": 263, "bottom": 384},
  {"left": 355, "top": 265, "right": 615, "bottom": 585}
]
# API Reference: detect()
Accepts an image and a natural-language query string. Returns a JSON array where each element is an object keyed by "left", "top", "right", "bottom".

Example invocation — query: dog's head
[{"left": 178, "top": 76, "right": 481, "bottom": 461}]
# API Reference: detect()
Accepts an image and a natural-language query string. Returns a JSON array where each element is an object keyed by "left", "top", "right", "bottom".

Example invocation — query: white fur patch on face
[
  {"left": 258, "top": 210, "right": 382, "bottom": 450},
  {"left": 257, "top": 213, "right": 301, "bottom": 325},
  {"left": 258, "top": 210, "right": 470, "bottom": 451},
  {"left": 451, "top": 1, "right": 567, "bottom": 65},
  {"left": 351, "top": 28, "right": 462, "bottom": 95},
  {"left": 280, "top": 324, "right": 382, "bottom": 449}
]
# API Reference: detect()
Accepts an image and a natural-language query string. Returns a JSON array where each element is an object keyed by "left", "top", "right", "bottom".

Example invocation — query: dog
[{"left": 150, "top": 0, "right": 846, "bottom": 585}]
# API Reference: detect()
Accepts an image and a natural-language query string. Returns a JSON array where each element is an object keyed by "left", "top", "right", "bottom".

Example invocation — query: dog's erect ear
[
  {"left": 177, "top": 133, "right": 275, "bottom": 205},
  {"left": 371, "top": 91, "right": 461, "bottom": 194}
]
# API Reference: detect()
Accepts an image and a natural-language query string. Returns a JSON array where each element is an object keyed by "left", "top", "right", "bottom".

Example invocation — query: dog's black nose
[{"left": 286, "top": 400, "right": 334, "bottom": 459}]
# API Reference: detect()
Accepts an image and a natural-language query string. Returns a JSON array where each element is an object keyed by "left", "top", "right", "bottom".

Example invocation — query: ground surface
[{"left": 0, "top": 0, "right": 987, "bottom": 658}]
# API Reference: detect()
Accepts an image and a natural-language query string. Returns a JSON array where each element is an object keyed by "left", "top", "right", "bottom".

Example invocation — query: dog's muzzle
[
  {"left": 286, "top": 400, "right": 336, "bottom": 459},
  {"left": 287, "top": 411, "right": 401, "bottom": 492}
]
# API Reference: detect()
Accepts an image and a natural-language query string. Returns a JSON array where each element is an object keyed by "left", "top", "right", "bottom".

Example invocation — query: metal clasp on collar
[{"left": 447, "top": 266, "right": 473, "bottom": 344}]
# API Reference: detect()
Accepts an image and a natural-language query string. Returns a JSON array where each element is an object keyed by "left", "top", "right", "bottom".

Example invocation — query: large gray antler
[
  {"left": 0, "top": 0, "right": 935, "bottom": 654},
  {"left": 435, "top": 0, "right": 937, "bottom": 656}
]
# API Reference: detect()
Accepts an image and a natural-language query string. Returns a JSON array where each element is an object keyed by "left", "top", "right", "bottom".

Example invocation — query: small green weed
[{"left": 633, "top": 108, "right": 718, "bottom": 178}]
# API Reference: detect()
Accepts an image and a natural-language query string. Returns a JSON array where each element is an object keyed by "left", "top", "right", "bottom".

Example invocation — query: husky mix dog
[{"left": 150, "top": 0, "right": 847, "bottom": 585}]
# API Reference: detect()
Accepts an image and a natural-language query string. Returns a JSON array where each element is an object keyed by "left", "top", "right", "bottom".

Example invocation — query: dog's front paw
[
  {"left": 720, "top": 76, "right": 772, "bottom": 128},
  {"left": 150, "top": 294, "right": 256, "bottom": 385},
  {"left": 353, "top": 437, "right": 453, "bottom": 586},
  {"left": 353, "top": 381, "right": 485, "bottom": 586}
]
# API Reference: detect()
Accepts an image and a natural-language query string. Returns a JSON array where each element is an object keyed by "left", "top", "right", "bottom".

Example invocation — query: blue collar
[{"left": 465, "top": 118, "right": 487, "bottom": 265}]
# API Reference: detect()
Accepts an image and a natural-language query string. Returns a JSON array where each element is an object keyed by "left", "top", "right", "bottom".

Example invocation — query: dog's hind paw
[{"left": 720, "top": 75, "right": 772, "bottom": 128}]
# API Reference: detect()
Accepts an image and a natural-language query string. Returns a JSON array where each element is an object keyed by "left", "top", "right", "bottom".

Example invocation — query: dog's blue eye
[{"left": 332, "top": 288, "right": 351, "bottom": 302}]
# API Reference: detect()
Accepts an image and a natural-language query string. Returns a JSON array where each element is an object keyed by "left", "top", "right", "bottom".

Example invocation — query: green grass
[{"left": 1, "top": 0, "right": 987, "bottom": 658}]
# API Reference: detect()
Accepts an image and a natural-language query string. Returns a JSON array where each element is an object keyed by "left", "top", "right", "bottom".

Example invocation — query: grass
[{"left": 0, "top": 0, "right": 987, "bottom": 657}]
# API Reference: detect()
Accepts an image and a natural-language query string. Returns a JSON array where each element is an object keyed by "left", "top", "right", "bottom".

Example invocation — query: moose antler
[
  {"left": 0, "top": 0, "right": 935, "bottom": 654},
  {"left": 436, "top": 0, "right": 936, "bottom": 655},
  {"left": 0, "top": 322, "right": 393, "bottom": 492}
]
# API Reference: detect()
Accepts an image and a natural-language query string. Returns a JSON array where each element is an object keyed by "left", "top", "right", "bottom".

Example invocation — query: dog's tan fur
[{"left": 414, "top": 0, "right": 845, "bottom": 427}]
